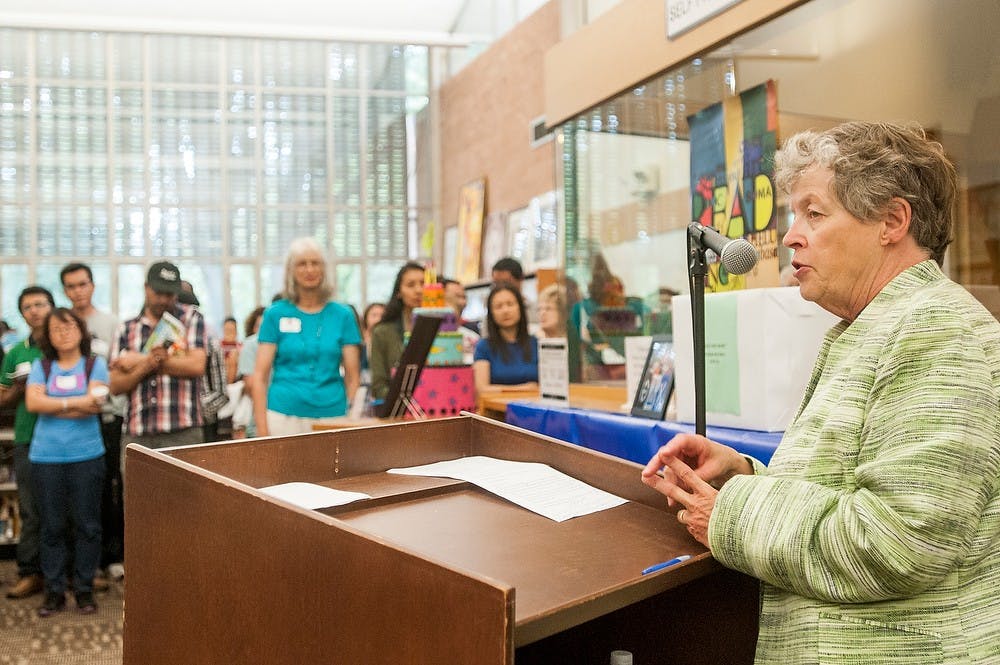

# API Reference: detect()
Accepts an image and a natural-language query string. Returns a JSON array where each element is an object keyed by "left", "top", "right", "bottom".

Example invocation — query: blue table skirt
[{"left": 506, "top": 401, "right": 782, "bottom": 466}]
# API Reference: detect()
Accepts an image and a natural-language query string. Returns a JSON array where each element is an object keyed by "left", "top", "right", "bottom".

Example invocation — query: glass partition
[{"left": 560, "top": 0, "right": 999, "bottom": 384}]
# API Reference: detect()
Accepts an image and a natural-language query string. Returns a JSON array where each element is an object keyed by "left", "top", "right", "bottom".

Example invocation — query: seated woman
[
  {"left": 537, "top": 283, "right": 566, "bottom": 338},
  {"left": 369, "top": 262, "right": 424, "bottom": 401},
  {"left": 473, "top": 284, "right": 538, "bottom": 394}
]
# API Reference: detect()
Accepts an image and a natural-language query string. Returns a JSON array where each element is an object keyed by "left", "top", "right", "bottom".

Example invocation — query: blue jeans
[
  {"left": 32, "top": 457, "right": 105, "bottom": 595},
  {"left": 12, "top": 445, "right": 40, "bottom": 578}
]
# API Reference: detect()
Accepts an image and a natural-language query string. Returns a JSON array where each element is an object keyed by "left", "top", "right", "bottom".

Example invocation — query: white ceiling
[{"left": 0, "top": 0, "right": 500, "bottom": 45}]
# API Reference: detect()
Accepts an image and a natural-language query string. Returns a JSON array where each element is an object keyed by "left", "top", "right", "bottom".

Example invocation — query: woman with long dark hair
[
  {"left": 25, "top": 307, "right": 108, "bottom": 617},
  {"left": 472, "top": 284, "right": 538, "bottom": 394},
  {"left": 369, "top": 262, "right": 424, "bottom": 400}
]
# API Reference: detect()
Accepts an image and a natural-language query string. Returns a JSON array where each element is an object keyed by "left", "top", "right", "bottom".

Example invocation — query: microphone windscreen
[{"left": 720, "top": 240, "right": 759, "bottom": 275}]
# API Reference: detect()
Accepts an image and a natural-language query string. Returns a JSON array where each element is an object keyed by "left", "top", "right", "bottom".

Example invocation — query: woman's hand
[
  {"left": 644, "top": 454, "right": 718, "bottom": 546},
  {"left": 75, "top": 393, "right": 104, "bottom": 415},
  {"left": 641, "top": 433, "right": 752, "bottom": 547}
]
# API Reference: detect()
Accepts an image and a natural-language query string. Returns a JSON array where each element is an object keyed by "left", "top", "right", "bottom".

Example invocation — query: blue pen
[{"left": 641, "top": 555, "right": 692, "bottom": 575}]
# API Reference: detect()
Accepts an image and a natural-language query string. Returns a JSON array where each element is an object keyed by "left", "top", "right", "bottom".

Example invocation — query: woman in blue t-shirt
[
  {"left": 25, "top": 308, "right": 108, "bottom": 617},
  {"left": 252, "top": 237, "right": 362, "bottom": 437},
  {"left": 473, "top": 284, "right": 538, "bottom": 394}
]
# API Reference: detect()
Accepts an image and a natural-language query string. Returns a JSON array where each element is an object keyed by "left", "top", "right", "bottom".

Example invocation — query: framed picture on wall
[
  {"left": 443, "top": 226, "right": 458, "bottom": 283},
  {"left": 480, "top": 211, "right": 508, "bottom": 280},
  {"left": 506, "top": 205, "right": 532, "bottom": 268},
  {"left": 530, "top": 190, "right": 559, "bottom": 270},
  {"left": 455, "top": 177, "right": 487, "bottom": 284},
  {"left": 631, "top": 336, "right": 675, "bottom": 420}
]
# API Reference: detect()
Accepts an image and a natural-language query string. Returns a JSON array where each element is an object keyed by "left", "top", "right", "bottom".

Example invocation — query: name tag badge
[
  {"left": 279, "top": 317, "right": 303, "bottom": 333},
  {"left": 55, "top": 374, "right": 79, "bottom": 391}
]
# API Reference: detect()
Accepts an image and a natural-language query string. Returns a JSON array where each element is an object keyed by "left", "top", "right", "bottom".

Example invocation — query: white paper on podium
[
  {"left": 259, "top": 482, "right": 372, "bottom": 510},
  {"left": 388, "top": 456, "right": 628, "bottom": 522}
]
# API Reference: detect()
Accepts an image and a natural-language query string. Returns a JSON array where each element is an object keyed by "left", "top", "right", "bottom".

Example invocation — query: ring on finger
[{"left": 677, "top": 509, "right": 687, "bottom": 524}]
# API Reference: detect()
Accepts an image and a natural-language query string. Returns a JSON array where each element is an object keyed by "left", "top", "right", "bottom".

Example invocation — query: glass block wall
[{"left": 0, "top": 29, "right": 431, "bottom": 333}]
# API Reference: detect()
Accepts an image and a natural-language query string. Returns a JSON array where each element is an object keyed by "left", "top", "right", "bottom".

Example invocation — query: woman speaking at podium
[{"left": 642, "top": 122, "right": 1000, "bottom": 664}]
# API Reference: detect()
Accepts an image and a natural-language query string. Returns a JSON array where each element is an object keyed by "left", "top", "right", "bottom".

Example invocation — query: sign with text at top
[{"left": 666, "top": 0, "right": 744, "bottom": 39}]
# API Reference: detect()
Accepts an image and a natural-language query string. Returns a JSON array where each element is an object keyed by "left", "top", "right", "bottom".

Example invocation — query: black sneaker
[
  {"left": 75, "top": 591, "right": 97, "bottom": 614},
  {"left": 37, "top": 592, "right": 66, "bottom": 618}
]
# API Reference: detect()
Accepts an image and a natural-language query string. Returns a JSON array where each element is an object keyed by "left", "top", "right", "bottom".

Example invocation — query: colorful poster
[
  {"left": 688, "top": 80, "right": 779, "bottom": 292},
  {"left": 455, "top": 178, "right": 486, "bottom": 284}
]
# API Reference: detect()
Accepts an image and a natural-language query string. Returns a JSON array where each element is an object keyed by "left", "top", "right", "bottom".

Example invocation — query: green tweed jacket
[{"left": 709, "top": 261, "right": 1000, "bottom": 664}]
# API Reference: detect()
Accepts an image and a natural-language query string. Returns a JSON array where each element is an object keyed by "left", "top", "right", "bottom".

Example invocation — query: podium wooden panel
[{"left": 124, "top": 415, "right": 757, "bottom": 664}]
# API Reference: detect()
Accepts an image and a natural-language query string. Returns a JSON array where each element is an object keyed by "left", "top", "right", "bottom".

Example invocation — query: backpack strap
[{"left": 42, "top": 355, "right": 96, "bottom": 381}]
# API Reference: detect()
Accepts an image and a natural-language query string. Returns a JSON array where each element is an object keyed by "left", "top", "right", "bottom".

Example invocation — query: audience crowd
[{"left": 0, "top": 246, "right": 560, "bottom": 618}]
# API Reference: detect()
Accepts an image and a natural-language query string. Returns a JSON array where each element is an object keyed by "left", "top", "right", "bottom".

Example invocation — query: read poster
[{"left": 688, "top": 80, "right": 780, "bottom": 292}]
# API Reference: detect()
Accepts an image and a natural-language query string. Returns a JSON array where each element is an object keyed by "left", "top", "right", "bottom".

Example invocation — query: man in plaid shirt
[{"left": 110, "top": 262, "right": 208, "bottom": 468}]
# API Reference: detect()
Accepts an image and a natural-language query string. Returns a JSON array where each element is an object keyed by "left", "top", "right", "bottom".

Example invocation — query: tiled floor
[{"left": 0, "top": 560, "right": 123, "bottom": 665}]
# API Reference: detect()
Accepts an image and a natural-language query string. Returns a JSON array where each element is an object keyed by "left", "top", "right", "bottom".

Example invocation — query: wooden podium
[{"left": 124, "top": 415, "right": 757, "bottom": 664}]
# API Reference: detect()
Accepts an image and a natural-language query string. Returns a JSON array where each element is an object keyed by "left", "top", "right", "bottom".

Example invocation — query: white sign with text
[
  {"left": 538, "top": 337, "right": 569, "bottom": 405},
  {"left": 666, "top": 0, "right": 744, "bottom": 39}
]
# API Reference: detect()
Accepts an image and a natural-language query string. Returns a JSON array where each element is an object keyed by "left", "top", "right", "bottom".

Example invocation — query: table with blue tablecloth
[{"left": 505, "top": 401, "right": 782, "bottom": 466}]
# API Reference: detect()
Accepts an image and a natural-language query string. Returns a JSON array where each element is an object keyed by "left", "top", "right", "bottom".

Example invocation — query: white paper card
[
  {"left": 388, "top": 456, "right": 628, "bottom": 522},
  {"left": 538, "top": 337, "right": 569, "bottom": 405},
  {"left": 259, "top": 482, "right": 371, "bottom": 510}
]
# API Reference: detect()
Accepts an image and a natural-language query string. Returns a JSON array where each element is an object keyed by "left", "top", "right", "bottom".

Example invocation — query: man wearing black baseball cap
[
  {"left": 109, "top": 261, "right": 209, "bottom": 460},
  {"left": 146, "top": 261, "right": 182, "bottom": 295}
]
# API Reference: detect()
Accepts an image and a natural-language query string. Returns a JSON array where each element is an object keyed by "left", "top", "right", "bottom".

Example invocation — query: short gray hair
[
  {"left": 774, "top": 121, "right": 957, "bottom": 265},
  {"left": 283, "top": 237, "right": 333, "bottom": 303},
  {"left": 539, "top": 283, "right": 566, "bottom": 312}
]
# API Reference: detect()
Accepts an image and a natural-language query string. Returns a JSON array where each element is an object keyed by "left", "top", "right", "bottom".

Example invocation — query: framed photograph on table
[
  {"left": 455, "top": 177, "right": 486, "bottom": 284},
  {"left": 631, "top": 336, "right": 674, "bottom": 420}
]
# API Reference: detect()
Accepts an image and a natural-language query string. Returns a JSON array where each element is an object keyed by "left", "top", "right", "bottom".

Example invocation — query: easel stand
[{"left": 389, "top": 364, "right": 427, "bottom": 420}]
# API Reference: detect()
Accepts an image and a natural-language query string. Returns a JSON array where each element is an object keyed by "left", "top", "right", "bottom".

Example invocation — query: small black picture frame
[
  {"left": 375, "top": 314, "right": 443, "bottom": 419},
  {"left": 630, "top": 336, "right": 675, "bottom": 420}
]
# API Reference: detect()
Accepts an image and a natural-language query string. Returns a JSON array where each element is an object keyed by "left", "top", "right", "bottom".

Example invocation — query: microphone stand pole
[{"left": 687, "top": 224, "right": 708, "bottom": 437}]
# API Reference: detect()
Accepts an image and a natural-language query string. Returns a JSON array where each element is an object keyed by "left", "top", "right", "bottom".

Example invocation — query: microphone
[{"left": 688, "top": 222, "right": 759, "bottom": 275}]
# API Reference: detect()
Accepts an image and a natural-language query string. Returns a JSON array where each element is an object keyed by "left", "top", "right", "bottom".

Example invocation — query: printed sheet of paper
[
  {"left": 388, "top": 456, "right": 628, "bottom": 522},
  {"left": 538, "top": 337, "right": 569, "bottom": 405},
  {"left": 259, "top": 482, "right": 371, "bottom": 510}
]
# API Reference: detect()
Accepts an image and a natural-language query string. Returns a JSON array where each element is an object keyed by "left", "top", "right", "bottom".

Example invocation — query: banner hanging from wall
[{"left": 688, "top": 80, "right": 779, "bottom": 292}]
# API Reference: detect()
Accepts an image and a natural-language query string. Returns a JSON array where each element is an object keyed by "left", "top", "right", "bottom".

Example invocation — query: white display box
[{"left": 672, "top": 287, "right": 839, "bottom": 432}]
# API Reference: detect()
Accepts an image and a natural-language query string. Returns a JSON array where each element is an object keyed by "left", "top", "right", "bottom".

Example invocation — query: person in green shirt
[
  {"left": 643, "top": 122, "right": 1000, "bottom": 664},
  {"left": 369, "top": 262, "right": 425, "bottom": 401},
  {"left": 0, "top": 286, "right": 54, "bottom": 600}
]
